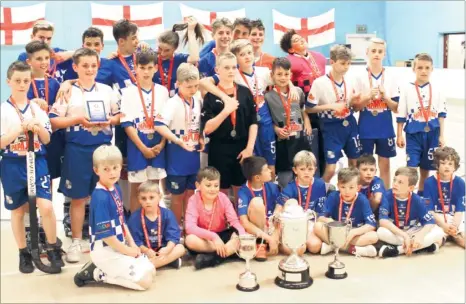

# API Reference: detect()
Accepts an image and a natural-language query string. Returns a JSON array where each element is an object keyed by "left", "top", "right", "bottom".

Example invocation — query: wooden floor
[{"left": 0, "top": 101, "right": 464, "bottom": 303}]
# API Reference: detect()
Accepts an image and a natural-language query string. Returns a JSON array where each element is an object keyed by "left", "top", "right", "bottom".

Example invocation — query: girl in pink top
[{"left": 185, "top": 167, "right": 246, "bottom": 270}]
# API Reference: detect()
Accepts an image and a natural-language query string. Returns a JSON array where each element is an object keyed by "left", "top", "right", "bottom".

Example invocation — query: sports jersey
[
  {"left": 57, "top": 58, "right": 114, "bottom": 87},
  {"left": 127, "top": 207, "right": 180, "bottom": 249},
  {"left": 359, "top": 176, "right": 385, "bottom": 200},
  {"left": 379, "top": 189, "right": 435, "bottom": 229},
  {"left": 423, "top": 175, "right": 466, "bottom": 215},
  {"left": 199, "top": 40, "right": 216, "bottom": 58},
  {"left": 198, "top": 49, "right": 217, "bottom": 79},
  {"left": 306, "top": 74, "right": 359, "bottom": 124},
  {"left": 0, "top": 100, "right": 51, "bottom": 158},
  {"left": 254, "top": 52, "right": 275, "bottom": 70},
  {"left": 89, "top": 183, "right": 125, "bottom": 252},
  {"left": 154, "top": 92, "right": 201, "bottom": 176},
  {"left": 49, "top": 82, "right": 119, "bottom": 146},
  {"left": 276, "top": 178, "right": 327, "bottom": 215},
  {"left": 185, "top": 191, "right": 246, "bottom": 241},
  {"left": 396, "top": 82, "right": 447, "bottom": 134},
  {"left": 201, "top": 84, "right": 257, "bottom": 143},
  {"left": 356, "top": 68, "right": 400, "bottom": 139},
  {"left": 323, "top": 192, "right": 377, "bottom": 228},
  {"left": 18, "top": 47, "right": 66, "bottom": 81},
  {"left": 120, "top": 84, "right": 169, "bottom": 171},
  {"left": 237, "top": 182, "right": 280, "bottom": 217},
  {"left": 152, "top": 53, "right": 189, "bottom": 97},
  {"left": 287, "top": 51, "right": 326, "bottom": 96},
  {"left": 110, "top": 54, "right": 137, "bottom": 95},
  {"left": 27, "top": 77, "right": 60, "bottom": 108}
]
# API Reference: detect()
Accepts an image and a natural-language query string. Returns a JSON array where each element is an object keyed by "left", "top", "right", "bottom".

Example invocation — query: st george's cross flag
[
  {"left": 272, "top": 9, "right": 335, "bottom": 48},
  {"left": 1, "top": 3, "right": 46, "bottom": 45},
  {"left": 91, "top": 2, "right": 164, "bottom": 41},
  {"left": 179, "top": 4, "right": 246, "bottom": 32}
]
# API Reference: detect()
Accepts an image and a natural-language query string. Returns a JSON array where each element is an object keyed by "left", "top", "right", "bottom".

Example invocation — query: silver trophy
[
  {"left": 275, "top": 199, "right": 315, "bottom": 289},
  {"left": 325, "top": 220, "right": 352, "bottom": 279},
  {"left": 236, "top": 234, "right": 260, "bottom": 292}
]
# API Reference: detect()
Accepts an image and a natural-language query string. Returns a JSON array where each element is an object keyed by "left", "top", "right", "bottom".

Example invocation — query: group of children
[{"left": 0, "top": 15, "right": 464, "bottom": 292}]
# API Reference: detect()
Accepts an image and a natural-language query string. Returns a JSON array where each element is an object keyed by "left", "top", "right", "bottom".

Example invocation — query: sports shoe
[
  {"left": 254, "top": 243, "right": 267, "bottom": 262},
  {"left": 47, "top": 245, "right": 65, "bottom": 268},
  {"left": 414, "top": 243, "right": 439, "bottom": 254},
  {"left": 353, "top": 245, "right": 377, "bottom": 258},
  {"left": 320, "top": 242, "right": 333, "bottom": 255},
  {"left": 19, "top": 249, "right": 34, "bottom": 274},
  {"left": 66, "top": 239, "right": 82, "bottom": 263},
  {"left": 167, "top": 258, "right": 182, "bottom": 269},
  {"left": 379, "top": 245, "right": 400, "bottom": 258},
  {"left": 194, "top": 253, "right": 220, "bottom": 270},
  {"left": 74, "top": 261, "right": 97, "bottom": 287}
]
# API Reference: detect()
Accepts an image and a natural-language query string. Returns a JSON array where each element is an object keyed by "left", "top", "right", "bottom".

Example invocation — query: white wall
[{"left": 447, "top": 34, "right": 465, "bottom": 69}]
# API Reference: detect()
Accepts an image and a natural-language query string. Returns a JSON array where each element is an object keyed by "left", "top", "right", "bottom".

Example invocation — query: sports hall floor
[{"left": 1, "top": 100, "right": 464, "bottom": 303}]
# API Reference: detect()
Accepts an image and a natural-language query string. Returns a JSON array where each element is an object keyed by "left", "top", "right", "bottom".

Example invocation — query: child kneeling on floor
[
  {"left": 74, "top": 145, "right": 155, "bottom": 290},
  {"left": 185, "top": 167, "right": 246, "bottom": 270},
  {"left": 128, "top": 181, "right": 186, "bottom": 269}
]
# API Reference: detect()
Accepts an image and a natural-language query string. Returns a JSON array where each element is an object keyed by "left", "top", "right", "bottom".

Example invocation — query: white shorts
[
  {"left": 128, "top": 167, "right": 167, "bottom": 183},
  {"left": 91, "top": 247, "right": 154, "bottom": 283},
  {"left": 443, "top": 213, "right": 465, "bottom": 235}
]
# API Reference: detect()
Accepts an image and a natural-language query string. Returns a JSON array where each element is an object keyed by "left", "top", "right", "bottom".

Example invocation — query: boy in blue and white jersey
[
  {"left": 396, "top": 53, "right": 447, "bottom": 196},
  {"left": 377, "top": 167, "right": 445, "bottom": 258},
  {"left": 49, "top": 48, "right": 120, "bottom": 264},
  {"left": 305, "top": 45, "right": 362, "bottom": 186},
  {"left": 120, "top": 52, "right": 169, "bottom": 213},
  {"left": 74, "top": 145, "right": 155, "bottom": 290},
  {"left": 1, "top": 61, "right": 63, "bottom": 273},
  {"left": 357, "top": 154, "right": 385, "bottom": 218},
  {"left": 155, "top": 63, "right": 204, "bottom": 226}
]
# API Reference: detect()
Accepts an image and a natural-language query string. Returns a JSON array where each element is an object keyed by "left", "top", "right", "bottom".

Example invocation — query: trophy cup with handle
[
  {"left": 325, "top": 220, "right": 352, "bottom": 279},
  {"left": 236, "top": 234, "right": 260, "bottom": 292},
  {"left": 275, "top": 199, "right": 315, "bottom": 289}
]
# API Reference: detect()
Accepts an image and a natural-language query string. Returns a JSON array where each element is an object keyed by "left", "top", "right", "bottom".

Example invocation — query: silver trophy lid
[{"left": 281, "top": 199, "right": 307, "bottom": 220}]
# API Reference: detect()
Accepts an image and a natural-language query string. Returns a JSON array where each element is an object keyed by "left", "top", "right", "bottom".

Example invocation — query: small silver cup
[
  {"left": 236, "top": 234, "right": 260, "bottom": 292},
  {"left": 325, "top": 220, "right": 352, "bottom": 279}
]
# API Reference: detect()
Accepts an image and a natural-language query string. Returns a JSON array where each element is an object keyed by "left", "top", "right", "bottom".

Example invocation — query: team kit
[{"left": 0, "top": 16, "right": 464, "bottom": 291}]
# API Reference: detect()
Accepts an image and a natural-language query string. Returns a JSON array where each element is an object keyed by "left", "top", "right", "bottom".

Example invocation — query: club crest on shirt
[{"left": 5, "top": 196, "right": 13, "bottom": 205}]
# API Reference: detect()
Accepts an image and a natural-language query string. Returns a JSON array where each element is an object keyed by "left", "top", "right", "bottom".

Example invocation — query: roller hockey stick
[{"left": 27, "top": 131, "right": 61, "bottom": 274}]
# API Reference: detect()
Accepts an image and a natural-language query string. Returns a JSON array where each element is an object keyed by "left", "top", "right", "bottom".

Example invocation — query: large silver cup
[
  {"left": 275, "top": 199, "right": 315, "bottom": 289},
  {"left": 325, "top": 220, "right": 352, "bottom": 279},
  {"left": 236, "top": 234, "right": 260, "bottom": 292}
]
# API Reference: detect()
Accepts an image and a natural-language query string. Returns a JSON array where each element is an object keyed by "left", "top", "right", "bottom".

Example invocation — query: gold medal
[
  {"left": 148, "top": 133, "right": 154, "bottom": 140},
  {"left": 231, "top": 129, "right": 237, "bottom": 137},
  {"left": 424, "top": 125, "right": 430, "bottom": 132},
  {"left": 372, "top": 110, "right": 378, "bottom": 116},
  {"left": 342, "top": 120, "right": 349, "bottom": 127}
]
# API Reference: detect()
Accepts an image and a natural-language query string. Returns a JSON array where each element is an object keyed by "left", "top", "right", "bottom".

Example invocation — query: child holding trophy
[
  {"left": 424, "top": 147, "right": 465, "bottom": 248},
  {"left": 314, "top": 167, "right": 378, "bottom": 258},
  {"left": 377, "top": 167, "right": 445, "bottom": 258},
  {"left": 185, "top": 167, "right": 246, "bottom": 270},
  {"left": 49, "top": 48, "right": 120, "bottom": 263},
  {"left": 276, "top": 151, "right": 327, "bottom": 254},
  {"left": 237, "top": 156, "right": 280, "bottom": 261}
]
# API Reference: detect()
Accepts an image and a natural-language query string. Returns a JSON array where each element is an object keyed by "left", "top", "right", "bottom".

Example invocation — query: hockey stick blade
[{"left": 27, "top": 131, "right": 61, "bottom": 274}]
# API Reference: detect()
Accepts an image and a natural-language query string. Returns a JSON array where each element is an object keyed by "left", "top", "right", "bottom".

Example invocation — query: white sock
[
  {"left": 320, "top": 242, "right": 333, "bottom": 255},
  {"left": 397, "top": 245, "right": 405, "bottom": 254},
  {"left": 353, "top": 245, "right": 377, "bottom": 257}
]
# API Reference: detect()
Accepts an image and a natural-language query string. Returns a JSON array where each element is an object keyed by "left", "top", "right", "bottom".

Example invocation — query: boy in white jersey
[
  {"left": 74, "top": 145, "right": 155, "bottom": 290},
  {"left": 305, "top": 45, "right": 362, "bottom": 186},
  {"left": 396, "top": 53, "right": 447, "bottom": 196},
  {"left": 49, "top": 48, "right": 120, "bottom": 263},
  {"left": 1, "top": 61, "right": 63, "bottom": 273},
  {"left": 155, "top": 63, "right": 204, "bottom": 226},
  {"left": 353, "top": 38, "right": 399, "bottom": 188},
  {"left": 120, "top": 51, "right": 169, "bottom": 213},
  {"left": 424, "top": 147, "right": 465, "bottom": 248}
]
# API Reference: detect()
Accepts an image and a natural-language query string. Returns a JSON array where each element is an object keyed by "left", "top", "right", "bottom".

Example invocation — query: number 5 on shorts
[{"left": 271, "top": 141, "right": 276, "bottom": 154}]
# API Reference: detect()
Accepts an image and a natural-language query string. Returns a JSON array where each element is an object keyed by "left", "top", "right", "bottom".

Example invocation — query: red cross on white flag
[
  {"left": 91, "top": 2, "right": 164, "bottom": 41},
  {"left": 1, "top": 3, "right": 46, "bottom": 45},
  {"left": 272, "top": 9, "right": 335, "bottom": 48},
  {"left": 179, "top": 4, "right": 246, "bottom": 33}
]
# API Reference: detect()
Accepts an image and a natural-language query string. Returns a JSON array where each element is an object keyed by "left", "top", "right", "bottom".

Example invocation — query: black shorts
[
  {"left": 208, "top": 141, "right": 246, "bottom": 189},
  {"left": 187, "top": 227, "right": 238, "bottom": 256}
]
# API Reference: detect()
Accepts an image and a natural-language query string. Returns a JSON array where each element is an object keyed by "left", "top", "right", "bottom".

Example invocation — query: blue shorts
[
  {"left": 254, "top": 123, "right": 276, "bottom": 166},
  {"left": 166, "top": 174, "right": 197, "bottom": 195},
  {"left": 406, "top": 129, "right": 439, "bottom": 170},
  {"left": 45, "top": 130, "right": 66, "bottom": 179},
  {"left": 59, "top": 142, "right": 101, "bottom": 199},
  {"left": 1, "top": 157, "right": 52, "bottom": 211},
  {"left": 360, "top": 137, "right": 397, "bottom": 158},
  {"left": 322, "top": 118, "right": 361, "bottom": 164}
]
